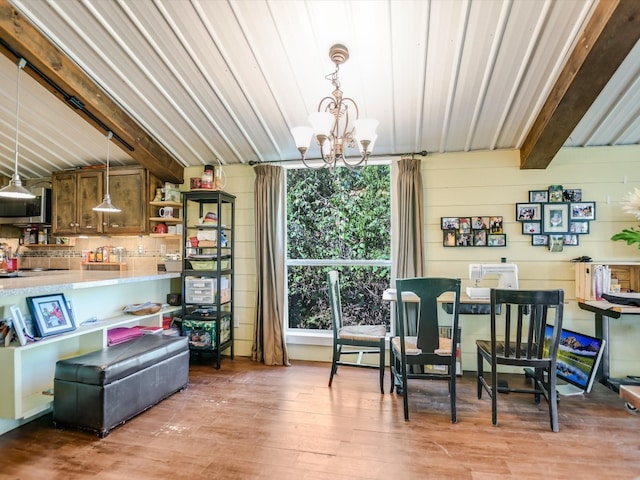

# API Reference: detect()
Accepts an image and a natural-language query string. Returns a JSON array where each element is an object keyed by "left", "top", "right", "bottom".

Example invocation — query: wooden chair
[
  {"left": 327, "top": 270, "right": 387, "bottom": 393},
  {"left": 476, "top": 288, "right": 564, "bottom": 432},
  {"left": 390, "top": 277, "right": 461, "bottom": 421}
]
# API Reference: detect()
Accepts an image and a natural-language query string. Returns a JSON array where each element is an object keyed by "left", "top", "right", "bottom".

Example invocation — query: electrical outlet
[{"left": 234, "top": 315, "right": 239, "bottom": 328}]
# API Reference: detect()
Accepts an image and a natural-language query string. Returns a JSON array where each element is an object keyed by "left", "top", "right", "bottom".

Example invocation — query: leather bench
[{"left": 53, "top": 335, "right": 189, "bottom": 437}]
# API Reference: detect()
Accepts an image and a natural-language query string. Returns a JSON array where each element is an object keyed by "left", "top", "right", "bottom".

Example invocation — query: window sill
[{"left": 285, "top": 330, "right": 333, "bottom": 346}]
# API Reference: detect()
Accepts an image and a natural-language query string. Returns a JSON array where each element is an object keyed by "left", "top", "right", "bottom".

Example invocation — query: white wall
[{"left": 212, "top": 146, "right": 640, "bottom": 375}]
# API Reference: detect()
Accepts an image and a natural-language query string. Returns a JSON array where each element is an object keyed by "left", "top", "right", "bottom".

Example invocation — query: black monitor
[{"left": 544, "top": 324, "right": 606, "bottom": 396}]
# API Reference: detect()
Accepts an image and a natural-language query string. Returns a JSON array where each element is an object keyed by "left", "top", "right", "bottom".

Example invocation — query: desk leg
[{"left": 594, "top": 312, "right": 610, "bottom": 386}]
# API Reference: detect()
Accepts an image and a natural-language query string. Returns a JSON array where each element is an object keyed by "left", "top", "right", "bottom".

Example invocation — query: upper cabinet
[
  {"left": 52, "top": 170, "right": 103, "bottom": 235},
  {"left": 52, "top": 166, "right": 163, "bottom": 236}
]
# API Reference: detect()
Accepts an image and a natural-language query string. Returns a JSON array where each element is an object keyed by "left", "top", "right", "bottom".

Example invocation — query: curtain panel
[{"left": 252, "top": 165, "right": 290, "bottom": 366}]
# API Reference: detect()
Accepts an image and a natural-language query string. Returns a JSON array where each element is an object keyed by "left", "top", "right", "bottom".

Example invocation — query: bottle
[
  {"left": 201, "top": 164, "right": 214, "bottom": 189},
  {"left": 38, "top": 227, "right": 45, "bottom": 244}
]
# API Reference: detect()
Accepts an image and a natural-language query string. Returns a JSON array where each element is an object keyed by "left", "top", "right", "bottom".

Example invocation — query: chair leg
[
  {"left": 328, "top": 344, "right": 340, "bottom": 387},
  {"left": 378, "top": 340, "right": 385, "bottom": 394},
  {"left": 450, "top": 369, "right": 457, "bottom": 424},
  {"left": 549, "top": 367, "right": 559, "bottom": 432},
  {"left": 491, "top": 361, "right": 498, "bottom": 427},
  {"left": 401, "top": 359, "right": 409, "bottom": 421},
  {"left": 476, "top": 348, "right": 484, "bottom": 399}
]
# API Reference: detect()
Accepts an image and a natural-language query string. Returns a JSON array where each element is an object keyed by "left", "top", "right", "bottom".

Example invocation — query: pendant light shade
[
  {"left": 0, "top": 58, "right": 35, "bottom": 199},
  {"left": 93, "top": 131, "right": 121, "bottom": 212}
]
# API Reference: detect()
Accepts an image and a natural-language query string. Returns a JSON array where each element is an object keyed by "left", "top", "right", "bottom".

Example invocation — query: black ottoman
[{"left": 53, "top": 335, "right": 189, "bottom": 437}]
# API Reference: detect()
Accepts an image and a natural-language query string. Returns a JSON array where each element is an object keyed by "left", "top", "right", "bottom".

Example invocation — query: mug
[{"left": 158, "top": 206, "right": 174, "bottom": 218}]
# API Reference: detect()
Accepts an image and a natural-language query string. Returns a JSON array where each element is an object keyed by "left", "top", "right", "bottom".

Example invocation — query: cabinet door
[
  {"left": 104, "top": 168, "right": 147, "bottom": 234},
  {"left": 51, "top": 172, "right": 78, "bottom": 235},
  {"left": 77, "top": 171, "right": 104, "bottom": 234}
]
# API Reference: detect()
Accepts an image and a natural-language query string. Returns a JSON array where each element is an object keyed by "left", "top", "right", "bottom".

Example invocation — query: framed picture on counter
[{"left": 27, "top": 293, "right": 76, "bottom": 338}]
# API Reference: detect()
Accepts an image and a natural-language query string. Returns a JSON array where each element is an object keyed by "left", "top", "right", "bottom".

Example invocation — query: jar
[{"left": 201, "top": 164, "right": 214, "bottom": 189}]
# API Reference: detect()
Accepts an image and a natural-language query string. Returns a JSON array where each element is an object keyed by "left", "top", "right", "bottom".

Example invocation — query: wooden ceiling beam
[
  {"left": 0, "top": 1, "right": 183, "bottom": 183},
  {"left": 520, "top": 0, "right": 640, "bottom": 169}
]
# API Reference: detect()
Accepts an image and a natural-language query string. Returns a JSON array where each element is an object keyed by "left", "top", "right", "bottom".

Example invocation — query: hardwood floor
[{"left": 1, "top": 357, "right": 639, "bottom": 479}]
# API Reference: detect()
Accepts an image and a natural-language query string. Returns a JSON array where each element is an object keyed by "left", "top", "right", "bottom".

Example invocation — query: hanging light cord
[
  {"left": 13, "top": 58, "right": 27, "bottom": 182},
  {"left": 105, "top": 131, "right": 113, "bottom": 193}
]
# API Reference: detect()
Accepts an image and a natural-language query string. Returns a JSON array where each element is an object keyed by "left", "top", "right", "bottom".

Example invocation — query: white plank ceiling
[{"left": 0, "top": 0, "right": 638, "bottom": 182}]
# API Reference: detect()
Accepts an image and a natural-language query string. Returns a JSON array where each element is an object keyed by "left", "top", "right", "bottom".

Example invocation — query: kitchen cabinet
[
  {"left": 52, "top": 170, "right": 103, "bottom": 235},
  {"left": 52, "top": 166, "right": 162, "bottom": 236}
]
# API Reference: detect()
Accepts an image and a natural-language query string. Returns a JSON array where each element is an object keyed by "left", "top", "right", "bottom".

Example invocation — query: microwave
[{"left": 0, "top": 187, "right": 52, "bottom": 225}]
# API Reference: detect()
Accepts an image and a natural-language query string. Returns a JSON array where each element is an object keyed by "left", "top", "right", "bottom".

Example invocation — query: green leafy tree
[{"left": 287, "top": 166, "right": 391, "bottom": 329}]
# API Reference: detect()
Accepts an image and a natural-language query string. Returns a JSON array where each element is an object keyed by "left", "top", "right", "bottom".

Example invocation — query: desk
[
  {"left": 577, "top": 299, "right": 640, "bottom": 392},
  {"left": 383, "top": 289, "right": 491, "bottom": 313}
]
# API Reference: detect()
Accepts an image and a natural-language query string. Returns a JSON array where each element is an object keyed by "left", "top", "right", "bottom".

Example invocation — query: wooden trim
[
  {"left": 520, "top": 0, "right": 640, "bottom": 169},
  {"left": 0, "top": 0, "right": 183, "bottom": 183}
]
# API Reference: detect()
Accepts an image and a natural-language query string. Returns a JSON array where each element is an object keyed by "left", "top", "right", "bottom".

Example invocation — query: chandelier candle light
[{"left": 291, "top": 44, "right": 378, "bottom": 170}]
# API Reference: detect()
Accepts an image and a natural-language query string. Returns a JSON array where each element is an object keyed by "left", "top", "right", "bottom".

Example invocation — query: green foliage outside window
[{"left": 287, "top": 166, "right": 391, "bottom": 329}]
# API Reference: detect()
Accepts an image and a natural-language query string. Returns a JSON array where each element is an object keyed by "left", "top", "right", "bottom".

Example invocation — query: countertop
[{"left": 0, "top": 270, "right": 181, "bottom": 298}]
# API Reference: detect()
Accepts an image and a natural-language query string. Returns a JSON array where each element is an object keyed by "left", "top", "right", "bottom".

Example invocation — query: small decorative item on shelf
[{"left": 611, "top": 188, "right": 640, "bottom": 250}]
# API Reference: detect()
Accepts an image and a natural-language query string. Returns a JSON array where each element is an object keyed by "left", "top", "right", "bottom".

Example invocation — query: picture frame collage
[
  {"left": 516, "top": 185, "right": 596, "bottom": 252},
  {"left": 441, "top": 216, "right": 506, "bottom": 247}
]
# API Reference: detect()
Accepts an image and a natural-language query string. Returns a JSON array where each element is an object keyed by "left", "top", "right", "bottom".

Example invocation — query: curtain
[
  {"left": 395, "top": 156, "right": 425, "bottom": 337},
  {"left": 396, "top": 156, "right": 425, "bottom": 279},
  {"left": 252, "top": 164, "right": 290, "bottom": 366}
]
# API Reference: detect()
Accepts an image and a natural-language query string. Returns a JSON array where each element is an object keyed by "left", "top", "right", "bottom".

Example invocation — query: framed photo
[
  {"left": 9, "top": 305, "right": 29, "bottom": 346},
  {"left": 563, "top": 234, "right": 579, "bottom": 246},
  {"left": 548, "top": 235, "right": 564, "bottom": 252},
  {"left": 522, "top": 221, "right": 541, "bottom": 235},
  {"left": 471, "top": 216, "right": 489, "bottom": 229},
  {"left": 570, "top": 202, "right": 596, "bottom": 220},
  {"left": 570, "top": 220, "right": 590, "bottom": 234},
  {"left": 458, "top": 217, "right": 471, "bottom": 233},
  {"left": 456, "top": 231, "right": 472, "bottom": 246},
  {"left": 488, "top": 234, "right": 506, "bottom": 247},
  {"left": 548, "top": 185, "right": 564, "bottom": 202},
  {"left": 27, "top": 293, "right": 76, "bottom": 338},
  {"left": 529, "top": 190, "right": 548, "bottom": 203},
  {"left": 443, "top": 230, "right": 457, "bottom": 247},
  {"left": 532, "top": 235, "right": 549, "bottom": 246},
  {"left": 516, "top": 203, "right": 541, "bottom": 221},
  {"left": 441, "top": 217, "right": 459, "bottom": 230},
  {"left": 472, "top": 229, "right": 488, "bottom": 246},
  {"left": 563, "top": 189, "right": 582, "bottom": 202},
  {"left": 489, "top": 216, "right": 503, "bottom": 234},
  {"left": 542, "top": 203, "right": 570, "bottom": 234}
]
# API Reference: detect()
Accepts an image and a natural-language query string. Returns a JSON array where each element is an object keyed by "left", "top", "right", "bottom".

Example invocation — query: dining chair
[
  {"left": 476, "top": 288, "right": 565, "bottom": 432},
  {"left": 390, "top": 277, "right": 461, "bottom": 421},
  {"left": 327, "top": 270, "right": 387, "bottom": 393}
]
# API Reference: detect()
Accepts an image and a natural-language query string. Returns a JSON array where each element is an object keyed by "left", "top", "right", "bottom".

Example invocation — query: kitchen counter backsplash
[{"left": 6, "top": 236, "right": 182, "bottom": 272}]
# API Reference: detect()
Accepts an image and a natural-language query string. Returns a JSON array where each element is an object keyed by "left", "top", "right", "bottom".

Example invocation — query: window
[{"left": 286, "top": 165, "right": 391, "bottom": 331}]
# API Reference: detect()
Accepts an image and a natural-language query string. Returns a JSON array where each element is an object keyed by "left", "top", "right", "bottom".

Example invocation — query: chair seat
[
  {"left": 391, "top": 335, "right": 452, "bottom": 356},
  {"left": 338, "top": 324, "right": 386, "bottom": 341}
]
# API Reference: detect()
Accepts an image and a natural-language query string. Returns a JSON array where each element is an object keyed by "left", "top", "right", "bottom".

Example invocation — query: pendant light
[
  {"left": 0, "top": 58, "right": 35, "bottom": 199},
  {"left": 93, "top": 131, "right": 120, "bottom": 212}
]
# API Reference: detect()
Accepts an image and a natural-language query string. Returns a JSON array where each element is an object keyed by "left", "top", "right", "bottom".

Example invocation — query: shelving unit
[
  {"left": 0, "top": 306, "right": 179, "bottom": 421},
  {"left": 149, "top": 200, "right": 182, "bottom": 237},
  {"left": 181, "top": 191, "right": 234, "bottom": 368}
]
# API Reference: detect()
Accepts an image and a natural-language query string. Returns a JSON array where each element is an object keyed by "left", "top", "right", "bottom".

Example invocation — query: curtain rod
[{"left": 247, "top": 150, "right": 428, "bottom": 166}]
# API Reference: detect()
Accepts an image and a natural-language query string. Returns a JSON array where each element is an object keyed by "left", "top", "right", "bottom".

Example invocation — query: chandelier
[{"left": 291, "top": 44, "right": 378, "bottom": 170}]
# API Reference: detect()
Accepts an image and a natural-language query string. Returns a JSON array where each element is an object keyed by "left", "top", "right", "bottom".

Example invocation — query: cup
[
  {"left": 167, "top": 225, "right": 177, "bottom": 235},
  {"left": 189, "top": 237, "right": 199, "bottom": 247},
  {"left": 158, "top": 206, "right": 174, "bottom": 218}
]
